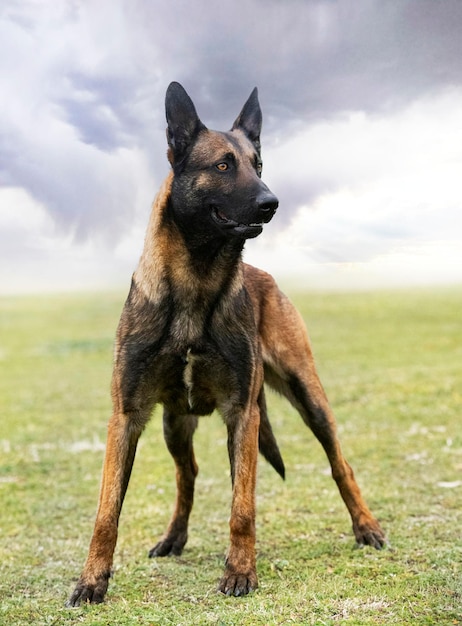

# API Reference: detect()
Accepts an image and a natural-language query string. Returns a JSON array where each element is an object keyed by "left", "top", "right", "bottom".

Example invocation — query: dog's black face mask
[{"left": 165, "top": 82, "right": 278, "bottom": 246}]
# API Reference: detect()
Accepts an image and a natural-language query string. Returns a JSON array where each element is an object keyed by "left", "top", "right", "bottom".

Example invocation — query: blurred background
[{"left": 1, "top": 0, "right": 462, "bottom": 294}]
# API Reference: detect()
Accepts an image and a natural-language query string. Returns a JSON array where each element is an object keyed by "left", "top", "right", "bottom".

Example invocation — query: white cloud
[
  {"left": 0, "top": 185, "right": 145, "bottom": 294},
  {"left": 246, "top": 88, "right": 462, "bottom": 287}
]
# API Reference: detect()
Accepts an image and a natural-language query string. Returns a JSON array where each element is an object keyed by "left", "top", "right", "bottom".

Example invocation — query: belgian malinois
[{"left": 67, "top": 82, "right": 385, "bottom": 605}]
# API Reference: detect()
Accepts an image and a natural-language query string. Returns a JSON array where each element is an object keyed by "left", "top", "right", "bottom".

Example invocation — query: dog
[{"left": 67, "top": 82, "right": 385, "bottom": 605}]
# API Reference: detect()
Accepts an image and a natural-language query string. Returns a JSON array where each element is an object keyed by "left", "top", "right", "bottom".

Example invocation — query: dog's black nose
[{"left": 257, "top": 193, "right": 279, "bottom": 221}]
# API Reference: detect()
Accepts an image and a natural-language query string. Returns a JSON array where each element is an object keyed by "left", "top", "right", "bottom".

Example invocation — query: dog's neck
[
  {"left": 133, "top": 173, "right": 245, "bottom": 304},
  {"left": 165, "top": 202, "right": 245, "bottom": 272}
]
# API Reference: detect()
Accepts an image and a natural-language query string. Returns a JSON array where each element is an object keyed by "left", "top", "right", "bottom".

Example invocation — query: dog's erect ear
[
  {"left": 231, "top": 87, "right": 262, "bottom": 151},
  {"left": 165, "top": 82, "right": 206, "bottom": 163}
]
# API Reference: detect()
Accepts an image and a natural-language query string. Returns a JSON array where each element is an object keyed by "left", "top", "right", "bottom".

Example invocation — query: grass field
[{"left": 0, "top": 287, "right": 461, "bottom": 625}]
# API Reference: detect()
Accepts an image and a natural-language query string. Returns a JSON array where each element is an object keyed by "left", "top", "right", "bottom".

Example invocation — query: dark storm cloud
[
  {"left": 148, "top": 0, "right": 462, "bottom": 128},
  {"left": 2, "top": 0, "right": 462, "bottom": 241},
  {"left": 57, "top": 72, "right": 143, "bottom": 151}
]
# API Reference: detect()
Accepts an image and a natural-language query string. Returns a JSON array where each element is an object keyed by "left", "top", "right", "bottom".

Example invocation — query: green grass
[{"left": 1, "top": 287, "right": 461, "bottom": 625}]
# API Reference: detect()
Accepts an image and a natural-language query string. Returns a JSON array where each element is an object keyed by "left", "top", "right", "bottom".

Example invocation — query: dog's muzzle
[{"left": 211, "top": 192, "right": 278, "bottom": 239}]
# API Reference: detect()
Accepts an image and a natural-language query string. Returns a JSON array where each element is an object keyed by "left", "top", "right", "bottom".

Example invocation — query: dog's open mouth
[{"left": 211, "top": 207, "right": 264, "bottom": 238}]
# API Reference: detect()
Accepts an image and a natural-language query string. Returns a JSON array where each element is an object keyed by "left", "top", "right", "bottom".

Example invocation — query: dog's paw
[
  {"left": 217, "top": 569, "right": 258, "bottom": 597},
  {"left": 148, "top": 535, "right": 186, "bottom": 558},
  {"left": 66, "top": 573, "right": 110, "bottom": 607},
  {"left": 353, "top": 517, "right": 387, "bottom": 550}
]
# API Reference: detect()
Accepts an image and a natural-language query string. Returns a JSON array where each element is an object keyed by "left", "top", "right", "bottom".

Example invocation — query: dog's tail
[{"left": 258, "top": 389, "right": 285, "bottom": 479}]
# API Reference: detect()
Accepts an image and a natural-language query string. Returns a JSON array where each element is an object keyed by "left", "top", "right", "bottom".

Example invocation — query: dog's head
[{"left": 165, "top": 82, "right": 278, "bottom": 242}]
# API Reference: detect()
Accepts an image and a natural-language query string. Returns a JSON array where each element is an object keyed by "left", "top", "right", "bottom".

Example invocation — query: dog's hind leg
[
  {"left": 149, "top": 410, "right": 199, "bottom": 557},
  {"left": 274, "top": 365, "right": 385, "bottom": 548},
  {"left": 259, "top": 285, "right": 386, "bottom": 549}
]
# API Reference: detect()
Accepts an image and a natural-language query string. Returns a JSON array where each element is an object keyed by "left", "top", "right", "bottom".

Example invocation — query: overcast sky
[{"left": 1, "top": 0, "right": 462, "bottom": 293}]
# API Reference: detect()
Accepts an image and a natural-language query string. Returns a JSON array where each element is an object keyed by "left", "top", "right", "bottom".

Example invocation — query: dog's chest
[
  {"left": 170, "top": 304, "right": 205, "bottom": 348},
  {"left": 157, "top": 306, "right": 219, "bottom": 413},
  {"left": 155, "top": 303, "right": 249, "bottom": 415},
  {"left": 121, "top": 282, "right": 253, "bottom": 415},
  {"left": 182, "top": 348, "right": 204, "bottom": 412},
  {"left": 156, "top": 344, "right": 230, "bottom": 416}
]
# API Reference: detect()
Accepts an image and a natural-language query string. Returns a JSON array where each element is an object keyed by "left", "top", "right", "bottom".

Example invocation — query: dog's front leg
[
  {"left": 67, "top": 411, "right": 142, "bottom": 606},
  {"left": 218, "top": 402, "right": 260, "bottom": 596}
]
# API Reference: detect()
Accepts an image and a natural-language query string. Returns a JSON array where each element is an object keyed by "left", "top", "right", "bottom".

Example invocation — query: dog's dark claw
[
  {"left": 66, "top": 576, "right": 109, "bottom": 607},
  {"left": 367, "top": 533, "right": 387, "bottom": 550},
  {"left": 353, "top": 518, "right": 387, "bottom": 550},
  {"left": 149, "top": 536, "right": 186, "bottom": 558},
  {"left": 218, "top": 571, "right": 258, "bottom": 597}
]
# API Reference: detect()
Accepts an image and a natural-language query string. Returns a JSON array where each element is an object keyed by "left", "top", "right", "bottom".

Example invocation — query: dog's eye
[
  {"left": 216, "top": 162, "right": 228, "bottom": 171},
  {"left": 256, "top": 162, "right": 263, "bottom": 176}
]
